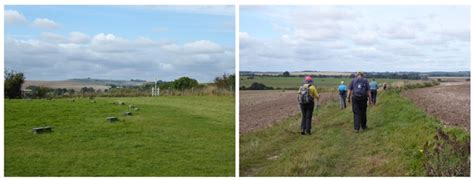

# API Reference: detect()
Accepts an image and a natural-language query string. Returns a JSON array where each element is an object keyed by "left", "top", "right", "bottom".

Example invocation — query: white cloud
[
  {"left": 69, "top": 32, "right": 90, "bottom": 44},
  {"left": 33, "top": 18, "right": 60, "bottom": 29},
  {"left": 40, "top": 32, "right": 67, "bottom": 43},
  {"left": 5, "top": 33, "right": 234, "bottom": 82},
  {"left": 240, "top": 6, "right": 470, "bottom": 72},
  {"left": 182, "top": 40, "right": 223, "bottom": 54},
  {"left": 352, "top": 31, "right": 379, "bottom": 45},
  {"left": 5, "top": 10, "right": 27, "bottom": 24}
]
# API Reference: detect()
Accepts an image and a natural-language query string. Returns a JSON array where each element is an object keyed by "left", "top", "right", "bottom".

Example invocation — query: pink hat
[{"left": 304, "top": 76, "right": 313, "bottom": 83}]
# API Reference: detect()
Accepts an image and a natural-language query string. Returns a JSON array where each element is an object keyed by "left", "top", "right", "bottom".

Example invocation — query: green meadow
[
  {"left": 5, "top": 96, "right": 234, "bottom": 176},
  {"left": 240, "top": 76, "right": 402, "bottom": 90}
]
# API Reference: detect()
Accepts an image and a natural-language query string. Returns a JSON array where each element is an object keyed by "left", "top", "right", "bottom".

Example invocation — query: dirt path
[
  {"left": 402, "top": 82, "right": 470, "bottom": 131},
  {"left": 240, "top": 90, "right": 337, "bottom": 133}
]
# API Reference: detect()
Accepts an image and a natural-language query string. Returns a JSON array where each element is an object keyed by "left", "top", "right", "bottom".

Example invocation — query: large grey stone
[
  {"left": 32, "top": 126, "right": 53, "bottom": 134},
  {"left": 107, "top": 116, "right": 119, "bottom": 123}
]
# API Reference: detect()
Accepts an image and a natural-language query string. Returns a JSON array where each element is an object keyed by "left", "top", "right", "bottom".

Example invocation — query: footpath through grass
[
  {"left": 5, "top": 96, "right": 235, "bottom": 176},
  {"left": 240, "top": 90, "right": 468, "bottom": 176}
]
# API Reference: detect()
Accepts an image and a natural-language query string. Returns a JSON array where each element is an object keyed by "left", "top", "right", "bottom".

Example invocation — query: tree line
[{"left": 4, "top": 70, "right": 235, "bottom": 99}]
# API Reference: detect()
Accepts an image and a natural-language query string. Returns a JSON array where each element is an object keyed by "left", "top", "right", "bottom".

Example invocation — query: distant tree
[
  {"left": 4, "top": 70, "right": 25, "bottom": 99},
  {"left": 67, "top": 89, "right": 75, "bottom": 95},
  {"left": 214, "top": 74, "right": 235, "bottom": 90},
  {"left": 80, "top": 87, "right": 95, "bottom": 94},
  {"left": 171, "top": 77, "right": 199, "bottom": 90},
  {"left": 36, "top": 86, "right": 51, "bottom": 98},
  {"left": 247, "top": 82, "right": 273, "bottom": 90},
  {"left": 53, "top": 88, "right": 68, "bottom": 96},
  {"left": 283, "top": 71, "right": 290, "bottom": 77}
]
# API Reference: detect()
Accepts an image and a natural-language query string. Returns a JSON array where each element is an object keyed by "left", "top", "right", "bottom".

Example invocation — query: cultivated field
[
  {"left": 403, "top": 82, "right": 470, "bottom": 130},
  {"left": 240, "top": 90, "right": 336, "bottom": 133},
  {"left": 5, "top": 96, "right": 235, "bottom": 176},
  {"left": 23, "top": 80, "right": 110, "bottom": 91}
]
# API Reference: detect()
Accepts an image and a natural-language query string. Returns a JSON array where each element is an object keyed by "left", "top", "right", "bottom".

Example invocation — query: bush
[
  {"left": 4, "top": 70, "right": 25, "bottom": 99},
  {"left": 244, "top": 82, "right": 274, "bottom": 90},
  {"left": 171, "top": 77, "right": 199, "bottom": 90},
  {"left": 422, "top": 128, "right": 470, "bottom": 176}
]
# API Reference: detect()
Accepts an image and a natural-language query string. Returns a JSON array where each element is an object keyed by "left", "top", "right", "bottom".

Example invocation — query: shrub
[
  {"left": 245, "top": 82, "right": 274, "bottom": 90},
  {"left": 4, "top": 70, "right": 25, "bottom": 99},
  {"left": 422, "top": 128, "right": 470, "bottom": 176}
]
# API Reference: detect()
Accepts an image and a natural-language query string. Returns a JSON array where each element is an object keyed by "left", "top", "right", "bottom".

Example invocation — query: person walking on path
[
  {"left": 369, "top": 79, "right": 378, "bottom": 105},
  {"left": 348, "top": 72, "right": 372, "bottom": 133},
  {"left": 297, "top": 76, "right": 320, "bottom": 135},
  {"left": 338, "top": 81, "right": 347, "bottom": 109}
]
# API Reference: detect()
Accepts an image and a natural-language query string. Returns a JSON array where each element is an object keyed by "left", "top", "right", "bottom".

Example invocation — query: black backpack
[
  {"left": 298, "top": 85, "right": 314, "bottom": 104},
  {"left": 352, "top": 78, "right": 368, "bottom": 98}
]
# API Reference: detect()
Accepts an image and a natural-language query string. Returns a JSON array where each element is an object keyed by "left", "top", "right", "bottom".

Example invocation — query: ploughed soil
[
  {"left": 402, "top": 82, "right": 470, "bottom": 131},
  {"left": 240, "top": 90, "right": 337, "bottom": 133}
]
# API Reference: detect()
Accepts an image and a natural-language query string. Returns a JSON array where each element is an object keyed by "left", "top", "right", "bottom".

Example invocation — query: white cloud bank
[
  {"left": 240, "top": 6, "right": 470, "bottom": 72},
  {"left": 5, "top": 32, "right": 234, "bottom": 82}
]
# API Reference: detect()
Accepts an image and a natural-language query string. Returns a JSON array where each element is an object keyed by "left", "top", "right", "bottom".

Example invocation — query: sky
[
  {"left": 240, "top": 6, "right": 470, "bottom": 72},
  {"left": 5, "top": 5, "right": 235, "bottom": 82}
]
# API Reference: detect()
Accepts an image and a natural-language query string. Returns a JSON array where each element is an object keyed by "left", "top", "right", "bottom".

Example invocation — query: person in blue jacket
[
  {"left": 369, "top": 79, "right": 379, "bottom": 105},
  {"left": 338, "top": 81, "right": 347, "bottom": 109}
]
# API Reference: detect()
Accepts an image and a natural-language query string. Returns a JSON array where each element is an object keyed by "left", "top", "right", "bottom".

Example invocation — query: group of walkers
[{"left": 297, "top": 72, "right": 384, "bottom": 135}]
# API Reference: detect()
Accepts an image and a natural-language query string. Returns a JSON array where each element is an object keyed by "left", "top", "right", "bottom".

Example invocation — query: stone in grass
[
  {"left": 107, "top": 116, "right": 119, "bottom": 123},
  {"left": 32, "top": 126, "right": 53, "bottom": 134},
  {"left": 90, "top": 100, "right": 96, "bottom": 103},
  {"left": 129, "top": 105, "right": 135, "bottom": 108},
  {"left": 124, "top": 112, "right": 132, "bottom": 116},
  {"left": 118, "top": 101, "right": 125, "bottom": 105},
  {"left": 134, "top": 108, "right": 140, "bottom": 111}
]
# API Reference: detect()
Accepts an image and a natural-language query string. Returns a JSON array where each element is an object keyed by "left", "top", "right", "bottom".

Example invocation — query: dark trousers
[
  {"left": 300, "top": 102, "right": 315, "bottom": 132},
  {"left": 370, "top": 90, "right": 377, "bottom": 104},
  {"left": 352, "top": 96, "right": 368, "bottom": 130},
  {"left": 339, "top": 93, "right": 347, "bottom": 109}
]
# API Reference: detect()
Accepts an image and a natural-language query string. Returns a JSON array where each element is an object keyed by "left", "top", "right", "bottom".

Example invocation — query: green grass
[
  {"left": 5, "top": 96, "right": 235, "bottom": 176},
  {"left": 240, "top": 76, "right": 402, "bottom": 90},
  {"left": 240, "top": 90, "right": 469, "bottom": 176}
]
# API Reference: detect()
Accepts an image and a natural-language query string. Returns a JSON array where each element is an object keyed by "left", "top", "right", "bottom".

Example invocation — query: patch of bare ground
[
  {"left": 402, "top": 82, "right": 470, "bottom": 131},
  {"left": 240, "top": 90, "right": 337, "bottom": 133}
]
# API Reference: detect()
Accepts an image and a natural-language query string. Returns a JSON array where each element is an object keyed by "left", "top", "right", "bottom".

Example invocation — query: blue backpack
[{"left": 338, "top": 85, "right": 346, "bottom": 95}]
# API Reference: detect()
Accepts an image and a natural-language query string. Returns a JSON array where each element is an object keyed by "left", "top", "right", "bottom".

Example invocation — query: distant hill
[
  {"left": 22, "top": 78, "right": 149, "bottom": 91},
  {"left": 240, "top": 71, "right": 470, "bottom": 77},
  {"left": 69, "top": 78, "right": 147, "bottom": 87}
]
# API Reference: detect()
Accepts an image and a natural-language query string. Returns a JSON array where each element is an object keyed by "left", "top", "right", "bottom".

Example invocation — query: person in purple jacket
[{"left": 348, "top": 72, "right": 372, "bottom": 133}]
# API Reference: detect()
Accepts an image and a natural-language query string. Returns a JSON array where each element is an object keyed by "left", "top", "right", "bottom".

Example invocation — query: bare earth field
[
  {"left": 402, "top": 82, "right": 470, "bottom": 130},
  {"left": 240, "top": 90, "right": 337, "bottom": 133},
  {"left": 23, "top": 80, "right": 110, "bottom": 91}
]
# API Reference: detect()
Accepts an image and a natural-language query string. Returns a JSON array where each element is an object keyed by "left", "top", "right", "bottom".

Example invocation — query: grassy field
[
  {"left": 5, "top": 96, "right": 234, "bottom": 176},
  {"left": 240, "top": 90, "right": 469, "bottom": 176},
  {"left": 240, "top": 76, "right": 405, "bottom": 90}
]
